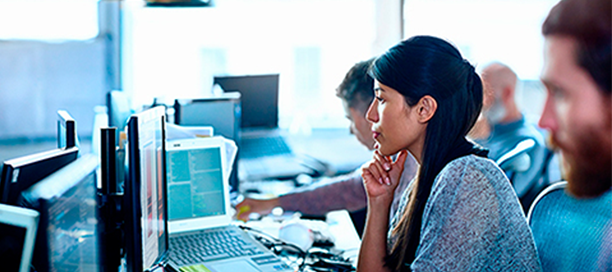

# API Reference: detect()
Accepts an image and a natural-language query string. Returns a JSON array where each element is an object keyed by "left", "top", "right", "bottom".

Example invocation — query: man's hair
[
  {"left": 542, "top": 0, "right": 611, "bottom": 93},
  {"left": 336, "top": 58, "right": 375, "bottom": 113}
]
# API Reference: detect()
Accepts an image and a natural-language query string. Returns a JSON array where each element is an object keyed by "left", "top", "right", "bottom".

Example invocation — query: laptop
[
  {"left": 0, "top": 203, "right": 39, "bottom": 272},
  {"left": 164, "top": 137, "right": 292, "bottom": 272},
  {"left": 214, "top": 74, "right": 318, "bottom": 181}
]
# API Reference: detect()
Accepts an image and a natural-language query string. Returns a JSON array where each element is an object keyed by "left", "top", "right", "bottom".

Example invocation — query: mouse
[{"left": 278, "top": 221, "right": 314, "bottom": 252}]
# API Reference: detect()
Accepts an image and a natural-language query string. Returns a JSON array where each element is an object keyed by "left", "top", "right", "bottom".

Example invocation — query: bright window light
[
  {"left": 0, "top": 0, "right": 99, "bottom": 41},
  {"left": 404, "top": 0, "right": 560, "bottom": 80}
]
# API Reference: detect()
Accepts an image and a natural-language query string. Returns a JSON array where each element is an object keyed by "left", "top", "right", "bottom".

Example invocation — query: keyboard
[
  {"left": 240, "top": 135, "right": 292, "bottom": 159},
  {"left": 168, "top": 227, "right": 265, "bottom": 266}
]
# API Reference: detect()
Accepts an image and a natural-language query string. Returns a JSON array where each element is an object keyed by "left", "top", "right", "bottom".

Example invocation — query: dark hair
[
  {"left": 542, "top": 0, "right": 611, "bottom": 93},
  {"left": 371, "top": 35, "right": 486, "bottom": 271},
  {"left": 336, "top": 58, "right": 376, "bottom": 113}
]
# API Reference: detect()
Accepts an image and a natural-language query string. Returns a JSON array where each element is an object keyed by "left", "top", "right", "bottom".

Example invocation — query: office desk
[{"left": 240, "top": 209, "right": 361, "bottom": 268}]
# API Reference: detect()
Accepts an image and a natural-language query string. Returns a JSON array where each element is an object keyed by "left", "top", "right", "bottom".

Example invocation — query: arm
[
  {"left": 357, "top": 150, "right": 409, "bottom": 272},
  {"left": 278, "top": 172, "right": 367, "bottom": 215},
  {"left": 235, "top": 171, "right": 367, "bottom": 221}
]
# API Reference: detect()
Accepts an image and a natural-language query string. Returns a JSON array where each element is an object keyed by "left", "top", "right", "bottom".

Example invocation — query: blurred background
[{"left": 0, "top": 0, "right": 559, "bottom": 160}]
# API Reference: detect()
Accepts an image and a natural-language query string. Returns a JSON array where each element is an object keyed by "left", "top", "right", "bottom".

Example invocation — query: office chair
[
  {"left": 496, "top": 139, "right": 536, "bottom": 200},
  {"left": 496, "top": 138, "right": 536, "bottom": 172},
  {"left": 527, "top": 181, "right": 612, "bottom": 272}
]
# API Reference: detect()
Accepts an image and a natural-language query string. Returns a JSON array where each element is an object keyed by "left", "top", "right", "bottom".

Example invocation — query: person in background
[
  {"left": 530, "top": 0, "right": 611, "bottom": 270},
  {"left": 234, "top": 58, "right": 418, "bottom": 229},
  {"left": 473, "top": 62, "right": 553, "bottom": 211},
  {"left": 358, "top": 36, "right": 541, "bottom": 271}
]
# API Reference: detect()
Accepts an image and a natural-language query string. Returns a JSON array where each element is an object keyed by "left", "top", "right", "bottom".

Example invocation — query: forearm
[
  {"left": 357, "top": 198, "right": 392, "bottom": 272},
  {"left": 278, "top": 173, "right": 367, "bottom": 216}
]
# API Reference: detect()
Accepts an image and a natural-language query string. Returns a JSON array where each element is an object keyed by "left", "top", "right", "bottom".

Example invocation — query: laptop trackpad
[{"left": 208, "top": 260, "right": 261, "bottom": 272}]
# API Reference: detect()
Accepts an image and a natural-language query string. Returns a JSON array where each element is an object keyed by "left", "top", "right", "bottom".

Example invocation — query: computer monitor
[
  {"left": 173, "top": 93, "right": 241, "bottom": 192},
  {"left": 0, "top": 204, "right": 39, "bottom": 272},
  {"left": 213, "top": 74, "right": 279, "bottom": 129},
  {"left": 0, "top": 146, "right": 79, "bottom": 205},
  {"left": 57, "top": 110, "right": 79, "bottom": 149},
  {"left": 125, "top": 106, "right": 169, "bottom": 272},
  {"left": 19, "top": 154, "right": 100, "bottom": 272}
]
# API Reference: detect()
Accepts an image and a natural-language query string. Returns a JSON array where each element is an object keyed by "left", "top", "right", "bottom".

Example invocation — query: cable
[
  {"left": 146, "top": 263, "right": 164, "bottom": 272},
  {"left": 238, "top": 225, "right": 356, "bottom": 272}
]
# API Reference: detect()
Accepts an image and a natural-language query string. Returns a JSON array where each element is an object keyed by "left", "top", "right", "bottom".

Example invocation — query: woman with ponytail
[{"left": 357, "top": 36, "right": 542, "bottom": 271}]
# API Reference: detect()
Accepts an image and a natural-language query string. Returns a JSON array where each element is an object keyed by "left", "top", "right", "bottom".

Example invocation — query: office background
[{"left": 0, "top": 0, "right": 558, "bottom": 157}]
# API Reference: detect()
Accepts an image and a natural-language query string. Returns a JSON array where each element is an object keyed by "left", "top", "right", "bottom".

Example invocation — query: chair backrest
[
  {"left": 527, "top": 181, "right": 612, "bottom": 272},
  {"left": 496, "top": 138, "right": 548, "bottom": 212}
]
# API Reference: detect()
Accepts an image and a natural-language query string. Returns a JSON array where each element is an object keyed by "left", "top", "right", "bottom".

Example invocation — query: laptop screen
[
  {"left": 166, "top": 145, "right": 225, "bottom": 221},
  {"left": 165, "top": 137, "right": 231, "bottom": 234},
  {"left": 214, "top": 74, "right": 279, "bottom": 129}
]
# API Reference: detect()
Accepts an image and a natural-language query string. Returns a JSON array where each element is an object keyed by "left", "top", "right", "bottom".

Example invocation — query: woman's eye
[{"left": 375, "top": 96, "right": 384, "bottom": 102}]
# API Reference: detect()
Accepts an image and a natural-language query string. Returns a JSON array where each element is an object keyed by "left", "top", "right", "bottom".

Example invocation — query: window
[
  {"left": 404, "top": 0, "right": 559, "bottom": 80},
  {"left": 122, "top": 0, "right": 378, "bottom": 129},
  {"left": 0, "top": 0, "right": 99, "bottom": 41}
]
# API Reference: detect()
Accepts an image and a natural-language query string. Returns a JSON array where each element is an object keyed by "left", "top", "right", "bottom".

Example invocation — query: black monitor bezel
[
  {"left": 57, "top": 110, "right": 77, "bottom": 149},
  {"left": 0, "top": 147, "right": 79, "bottom": 205},
  {"left": 125, "top": 106, "right": 169, "bottom": 272}
]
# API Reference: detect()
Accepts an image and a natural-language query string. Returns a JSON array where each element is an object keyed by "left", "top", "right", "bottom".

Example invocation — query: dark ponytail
[{"left": 371, "top": 36, "right": 487, "bottom": 271}]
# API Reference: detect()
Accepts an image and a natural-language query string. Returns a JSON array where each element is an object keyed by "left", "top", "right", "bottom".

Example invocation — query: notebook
[
  {"left": 164, "top": 137, "right": 292, "bottom": 272},
  {"left": 0, "top": 203, "right": 39, "bottom": 272},
  {"left": 213, "top": 74, "right": 316, "bottom": 181}
]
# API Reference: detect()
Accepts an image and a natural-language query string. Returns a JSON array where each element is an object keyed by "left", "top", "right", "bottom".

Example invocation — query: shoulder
[
  {"left": 430, "top": 155, "right": 509, "bottom": 197},
  {"left": 438, "top": 154, "right": 503, "bottom": 180}
]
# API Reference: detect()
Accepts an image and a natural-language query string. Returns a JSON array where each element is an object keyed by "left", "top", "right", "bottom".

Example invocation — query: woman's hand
[{"left": 361, "top": 150, "right": 409, "bottom": 202}]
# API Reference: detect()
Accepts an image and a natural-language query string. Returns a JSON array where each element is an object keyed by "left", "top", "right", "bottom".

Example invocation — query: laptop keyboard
[
  {"left": 240, "top": 136, "right": 292, "bottom": 159},
  {"left": 168, "top": 227, "right": 266, "bottom": 266}
]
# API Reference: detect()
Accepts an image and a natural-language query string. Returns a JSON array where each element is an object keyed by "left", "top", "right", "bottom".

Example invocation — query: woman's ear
[{"left": 416, "top": 95, "right": 437, "bottom": 123}]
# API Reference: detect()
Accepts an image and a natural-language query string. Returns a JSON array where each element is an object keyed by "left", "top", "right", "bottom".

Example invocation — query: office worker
[
  {"left": 531, "top": 0, "right": 611, "bottom": 270},
  {"left": 358, "top": 36, "right": 541, "bottom": 272},
  {"left": 235, "top": 58, "right": 418, "bottom": 224},
  {"left": 473, "top": 62, "right": 551, "bottom": 211}
]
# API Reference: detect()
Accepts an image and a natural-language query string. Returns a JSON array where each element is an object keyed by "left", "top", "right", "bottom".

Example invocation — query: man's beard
[{"left": 549, "top": 127, "right": 612, "bottom": 198}]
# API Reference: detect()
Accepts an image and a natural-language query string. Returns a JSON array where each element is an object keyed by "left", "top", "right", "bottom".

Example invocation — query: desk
[{"left": 240, "top": 210, "right": 361, "bottom": 268}]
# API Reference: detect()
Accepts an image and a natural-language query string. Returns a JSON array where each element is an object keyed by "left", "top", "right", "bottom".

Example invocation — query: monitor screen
[
  {"left": 19, "top": 154, "right": 100, "bottom": 272},
  {"left": 213, "top": 74, "right": 279, "bottom": 129},
  {"left": 0, "top": 204, "right": 39, "bottom": 272},
  {"left": 1, "top": 147, "right": 79, "bottom": 205},
  {"left": 125, "top": 106, "right": 168, "bottom": 272},
  {"left": 166, "top": 144, "right": 225, "bottom": 221},
  {"left": 0, "top": 221, "right": 27, "bottom": 271},
  {"left": 57, "top": 110, "right": 79, "bottom": 149}
]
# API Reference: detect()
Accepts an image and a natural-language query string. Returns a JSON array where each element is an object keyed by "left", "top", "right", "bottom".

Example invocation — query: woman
[{"left": 357, "top": 36, "right": 541, "bottom": 271}]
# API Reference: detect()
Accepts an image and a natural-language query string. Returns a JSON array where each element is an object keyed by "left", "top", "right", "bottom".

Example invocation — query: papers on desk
[{"left": 165, "top": 123, "right": 214, "bottom": 140}]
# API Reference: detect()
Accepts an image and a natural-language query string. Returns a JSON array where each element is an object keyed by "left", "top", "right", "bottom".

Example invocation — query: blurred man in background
[{"left": 472, "top": 62, "right": 555, "bottom": 211}]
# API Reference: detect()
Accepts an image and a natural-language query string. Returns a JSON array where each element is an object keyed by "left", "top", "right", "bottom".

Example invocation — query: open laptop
[
  {"left": 164, "top": 137, "right": 292, "bottom": 272},
  {"left": 214, "top": 74, "right": 318, "bottom": 181}
]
